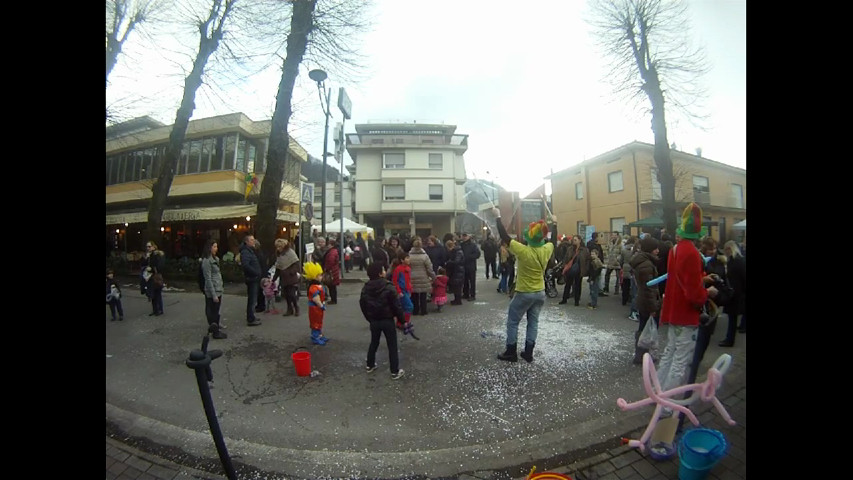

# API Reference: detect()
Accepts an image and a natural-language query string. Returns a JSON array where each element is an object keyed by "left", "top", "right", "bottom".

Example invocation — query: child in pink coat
[{"left": 432, "top": 267, "right": 449, "bottom": 312}]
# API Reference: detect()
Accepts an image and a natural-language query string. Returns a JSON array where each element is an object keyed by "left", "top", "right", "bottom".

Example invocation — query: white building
[{"left": 345, "top": 122, "right": 469, "bottom": 239}]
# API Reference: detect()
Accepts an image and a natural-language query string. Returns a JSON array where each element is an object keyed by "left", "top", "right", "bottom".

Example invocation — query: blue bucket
[{"left": 677, "top": 428, "right": 727, "bottom": 480}]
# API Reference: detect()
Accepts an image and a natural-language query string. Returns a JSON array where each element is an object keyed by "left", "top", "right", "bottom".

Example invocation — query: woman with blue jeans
[{"left": 494, "top": 208, "right": 556, "bottom": 363}]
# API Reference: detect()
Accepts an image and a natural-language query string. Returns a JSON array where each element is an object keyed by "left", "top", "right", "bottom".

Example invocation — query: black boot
[
  {"left": 210, "top": 323, "right": 228, "bottom": 339},
  {"left": 283, "top": 305, "right": 294, "bottom": 316},
  {"left": 520, "top": 341, "right": 535, "bottom": 363},
  {"left": 293, "top": 304, "right": 300, "bottom": 316},
  {"left": 632, "top": 331, "right": 646, "bottom": 364},
  {"left": 497, "top": 343, "right": 518, "bottom": 362}
]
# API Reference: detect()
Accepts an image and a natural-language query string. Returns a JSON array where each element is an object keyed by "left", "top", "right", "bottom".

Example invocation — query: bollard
[{"left": 186, "top": 329, "right": 237, "bottom": 480}]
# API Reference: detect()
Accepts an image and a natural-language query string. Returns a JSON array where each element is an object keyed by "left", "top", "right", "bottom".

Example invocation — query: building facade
[
  {"left": 344, "top": 122, "right": 469, "bottom": 239},
  {"left": 106, "top": 112, "right": 308, "bottom": 259},
  {"left": 547, "top": 141, "right": 746, "bottom": 244}
]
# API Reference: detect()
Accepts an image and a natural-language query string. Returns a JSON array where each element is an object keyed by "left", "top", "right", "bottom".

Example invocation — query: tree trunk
[
  {"left": 255, "top": 0, "right": 317, "bottom": 263},
  {"left": 643, "top": 68, "right": 677, "bottom": 235},
  {"left": 145, "top": 1, "right": 232, "bottom": 245}
]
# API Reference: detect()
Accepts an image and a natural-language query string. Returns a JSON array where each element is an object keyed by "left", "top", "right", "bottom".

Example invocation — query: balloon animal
[{"left": 616, "top": 352, "right": 736, "bottom": 452}]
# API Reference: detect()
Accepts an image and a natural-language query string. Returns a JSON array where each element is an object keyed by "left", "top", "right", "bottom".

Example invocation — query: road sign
[
  {"left": 304, "top": 203, "right": 314, "bottom": 221},
  {"left": 301, "top": 182, "right": 314, "bottom": 205}
]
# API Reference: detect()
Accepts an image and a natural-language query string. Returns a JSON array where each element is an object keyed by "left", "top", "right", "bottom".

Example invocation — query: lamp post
[{"left": 309, "top": 68, "right": 331, "bottom": 236}]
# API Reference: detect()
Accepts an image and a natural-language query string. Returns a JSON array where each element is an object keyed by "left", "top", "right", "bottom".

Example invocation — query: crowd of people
[{"left": 111, "top": 204, "right": 745, "bottom": 389}]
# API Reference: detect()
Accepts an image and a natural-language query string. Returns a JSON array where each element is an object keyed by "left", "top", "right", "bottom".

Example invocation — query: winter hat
[
  {"left": 523, "top": 220, "right": 549, "bottom": 247},
  {"left": 302, "top": 262, "right": 324, "bottom": 281},
  {"left": 640, "top": 236, "right": 659, "bottom": 253},
  {"left": 676, "top": 202, "right": 708, "bottom": 240}
]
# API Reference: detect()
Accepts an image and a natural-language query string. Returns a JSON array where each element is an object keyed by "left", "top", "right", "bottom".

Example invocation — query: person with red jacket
[{"left": 657, "top": 203, "right": 719, "bottom": 395}]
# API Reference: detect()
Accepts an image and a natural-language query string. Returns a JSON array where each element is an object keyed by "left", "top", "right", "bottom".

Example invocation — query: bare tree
[
  {"left": 587, "top": 0, "right": 709, "bottom": 234},
  {"left": 145, "top": 0, "right": 236, "bottom": 244},
  {"left": 255, "top": 0, "right": 371, "bottom": 261},
  {"left": 106, "top": 0, "right": 162, "bottom": 87}
]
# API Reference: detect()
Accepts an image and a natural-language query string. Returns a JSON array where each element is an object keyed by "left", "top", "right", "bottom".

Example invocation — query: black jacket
[
  {"left": 460, "top": 238, "right": 480, "bottom": 269},
  {"left": 482, "top": 237, "right": 498, "bottom": 260},
  {"left": 424, "top": 243, "right": 446, "bottom": 274},
  {"left": 240, "top": 244, "right": 262, "bottom": 282},
  {"left": 445, "top": 246, "right": 465, "bottom": 287},
  {"left": 359, "top": 278, "right": 405, "bottom": 322}
]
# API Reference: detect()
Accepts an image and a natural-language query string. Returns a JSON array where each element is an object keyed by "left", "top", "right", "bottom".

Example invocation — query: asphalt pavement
[{"left": 106, "top": 259, "right": 746, "bottom": 479}]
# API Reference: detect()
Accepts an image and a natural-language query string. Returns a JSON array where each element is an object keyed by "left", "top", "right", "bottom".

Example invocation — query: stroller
[{"left": 544, "top": 259, "right": 564, "bottom": 298}]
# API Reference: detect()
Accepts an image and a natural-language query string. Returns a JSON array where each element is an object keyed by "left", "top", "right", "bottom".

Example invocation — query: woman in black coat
[
  {"left": 146, "top": 241, "right": 165, "bottom": 316},
  {"left": 444, "top": 239, "right": 465, "bottom": 305},
  {"left": 719, "top": 240, "right": 746, "bottom": 346}
]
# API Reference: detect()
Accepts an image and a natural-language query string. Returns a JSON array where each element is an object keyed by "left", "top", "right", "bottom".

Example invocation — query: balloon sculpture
[{"left": 616, "top": 352, "right": 736, "bottom": 452}]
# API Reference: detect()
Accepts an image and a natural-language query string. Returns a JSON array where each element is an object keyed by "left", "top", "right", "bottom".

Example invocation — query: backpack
[{"left": 198, "top": 261, "right": 206, "bottom": 292}]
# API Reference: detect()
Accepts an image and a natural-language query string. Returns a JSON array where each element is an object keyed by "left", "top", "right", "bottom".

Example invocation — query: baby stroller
[{"left": 544, "top": 259, "right": 564, "bottom": 298}]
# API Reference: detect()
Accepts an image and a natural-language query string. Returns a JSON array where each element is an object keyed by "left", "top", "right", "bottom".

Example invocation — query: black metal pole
[
  {"left": 186, "top": 334, "right": 237, "bottom": 480},
  {"left": 320, "top": 86, "right": 331, "bottom": 236}
]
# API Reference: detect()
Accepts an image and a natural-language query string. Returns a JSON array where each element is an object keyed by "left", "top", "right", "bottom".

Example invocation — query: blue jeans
[
  {"left": 588, "top": 278, "right": 600, "bottom": 306},
  {"left": 505, "top": 290, "right": 545, "bottom": 345},
  {"left": 246, "top": 280, "right": 259, "bottom": 322}
]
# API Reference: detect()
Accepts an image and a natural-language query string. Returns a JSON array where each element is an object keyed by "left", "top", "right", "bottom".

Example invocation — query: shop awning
[
  {"left": 106, "top": 205, "right": 298, "bottom": 225},
  {"left": 732, "top": 219, "right": 746, "bottom": 230}
]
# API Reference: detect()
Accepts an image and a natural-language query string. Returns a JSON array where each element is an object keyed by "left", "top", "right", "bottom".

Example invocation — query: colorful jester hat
[
  {"left": 676, "top": 202, "right": 708, "bottom": 240},
  {"left": 303, "top": 261, "right": 324, "bottom": 282},
  {"left": 523, "top": 220, "right": 549, "bottom": 247}
]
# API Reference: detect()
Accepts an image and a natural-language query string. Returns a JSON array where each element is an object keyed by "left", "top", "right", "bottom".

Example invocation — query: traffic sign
[{"left": 301, "top": 182, "right": 314, "bottom": 205}]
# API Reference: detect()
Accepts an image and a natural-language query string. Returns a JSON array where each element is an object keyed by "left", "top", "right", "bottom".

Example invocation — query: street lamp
[{"left": 309, "top": 68, "right": 331, "bottom": 235}]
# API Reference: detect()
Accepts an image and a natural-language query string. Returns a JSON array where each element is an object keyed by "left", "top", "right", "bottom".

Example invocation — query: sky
[{"left": 107, "top": 0, "right": 746, "bottom": 198}]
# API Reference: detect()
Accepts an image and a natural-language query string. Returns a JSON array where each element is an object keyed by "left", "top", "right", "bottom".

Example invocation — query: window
[
  {"left": 223, "top": 134, "right": 236, "bottom": 170},
  {"left": 651, "top": 168, "right": 662, "bottom": 200},
  {"left": 124, "top": 152, "right": 136, "bottom": 182},
  {"left": 200, "top": 138, "right": 212, "bottom": 172},
  {"left": 393, "top": 138, "right": 404, "bottom": 144},
  {"left": 693, "top": 175, "right": 710, "bottom": 203},
  {"left": 610, "top": 217, "right": 626, "bottom": 235},
  {"left": 314, "top": 193, "right": 323, "bottom": 205},
  {"left": 429, "top": 153, "right": 443, "bottom": 169},
  {"left": 187, "top": 140, "right": 201, "bottom": 174},
  {"left": 247, "top": 142, "right": 257, "bottom": 173},
  {"left": 236, "top": 139, "right": 247, "bottom": 172},
  {"left": 178, "top": 143, "right": 188, "bottom": 175},
  {"left": 731, "top": 184, "right": 744, "bottom": 208},
  {"left": 333, "top": 207, "right": 341, "bottom": 219},
  {"left": 429, "top": 184, "right": 443, "bottom": 201},
  {"left": 577, "top": 221, "right": 585, "bottom": 236},
  {"left": 384, "top": 184, "right": 405, "bottom": 200},
  {"left": 141, "top": 149, "right": 153, "bottom": 179},
  {"left": 383, "top": 153, "right": 405, "bottom": 169},
  {"left": 210, "top": 137, "right": 224, "bottom": 171},
  {"left": 575, "top": 182, "right": 583, "bottom": 200},
  {"left": 422, "top": 139, "right": 434, "bottom": 144},
  {"left": 608, "top": 171, "right": 624, "bottom": 192},
  {"left": 371, "top": 139, "right": 385, "bottom": 144},
  {"left": 334, "top": 191, "right": 341, "bottom": 202}
]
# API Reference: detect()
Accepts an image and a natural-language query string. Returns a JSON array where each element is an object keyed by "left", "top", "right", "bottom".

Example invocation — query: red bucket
[{"left": 291, "top": 348, "right": 311, "bottom": 377}]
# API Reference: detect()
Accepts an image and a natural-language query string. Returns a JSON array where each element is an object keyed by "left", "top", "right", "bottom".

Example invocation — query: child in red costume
[
  {"left": 657, "top": 203, "right": 718, "bottom": 395},
  {"left": 392, "top": 252, "right": 413, "bottom": 328},
  {"left": 303, "top": 262, "right": 329, "bottom": 345}
]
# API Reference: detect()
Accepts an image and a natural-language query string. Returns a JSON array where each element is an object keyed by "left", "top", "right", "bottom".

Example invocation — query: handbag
[
  {"left": 637, "top": 317, "right": 658, "bottom": 350},
  {"left": 152, "top": 273, "right": 164, "bottom": 289},
  {"left": 322, "top": 271, "right": 333, "bottom": 285}
]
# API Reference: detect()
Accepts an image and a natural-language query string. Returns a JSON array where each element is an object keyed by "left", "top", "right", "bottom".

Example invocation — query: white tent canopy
[
  {"left": 732, "top": 219, "right": 746, "bottom": 230},
  {"left": 322, "top": 217, "right": 374, "bottom": 238}
]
